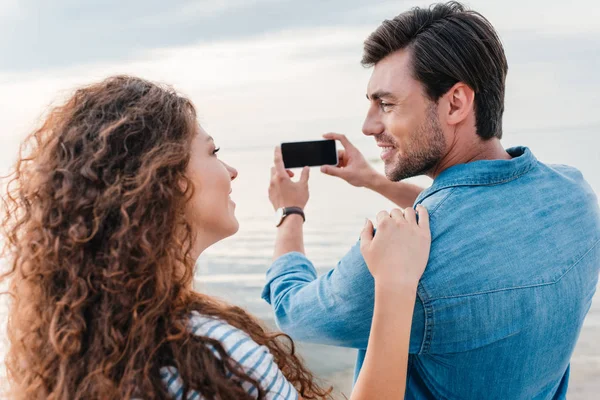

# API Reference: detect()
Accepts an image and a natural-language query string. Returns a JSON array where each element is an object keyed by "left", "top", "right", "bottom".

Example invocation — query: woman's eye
[{"left": 213, "top": 147, "right": 221, "bottom": 155}]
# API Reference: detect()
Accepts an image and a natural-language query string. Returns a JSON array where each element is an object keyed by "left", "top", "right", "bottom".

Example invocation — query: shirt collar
[{"left": 415, "top": 146, "right": 537, "bottom": 204}]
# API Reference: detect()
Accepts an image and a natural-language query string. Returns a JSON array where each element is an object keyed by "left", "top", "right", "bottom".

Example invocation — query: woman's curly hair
[{"left": 0, "top": 76, "right": 332, "bottom": 400}]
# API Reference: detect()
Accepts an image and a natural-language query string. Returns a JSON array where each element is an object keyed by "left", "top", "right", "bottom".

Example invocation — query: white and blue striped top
[{"left": 160, "top": 311, "right": 299, "bottom": 400}]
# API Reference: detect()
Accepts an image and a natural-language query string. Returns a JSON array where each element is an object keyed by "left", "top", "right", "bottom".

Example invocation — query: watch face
[{"left": 275, "top": 207, "right": 284, "bottom": 226}]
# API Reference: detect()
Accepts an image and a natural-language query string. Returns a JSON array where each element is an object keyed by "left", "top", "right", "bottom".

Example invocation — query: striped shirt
[{"left": 160, "top": 311, "right": 299, "bottom": 399}]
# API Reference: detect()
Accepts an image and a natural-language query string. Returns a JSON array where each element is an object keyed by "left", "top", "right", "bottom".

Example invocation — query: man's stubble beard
[{"left": 385, "top": 104, "right": 446, "bottom": 182}]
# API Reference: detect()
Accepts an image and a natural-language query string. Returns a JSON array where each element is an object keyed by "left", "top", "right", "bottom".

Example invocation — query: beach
[{"left": 1, "top": 130, "right": 599, "bottom": 398}]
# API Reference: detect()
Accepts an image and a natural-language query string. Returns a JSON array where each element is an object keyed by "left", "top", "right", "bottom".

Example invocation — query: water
[
  {"left": 0, "top": 125, "right": 598, "bottom": 398},
  {"left": 196, "top": 125, "right": 600, "bottom": 398}
]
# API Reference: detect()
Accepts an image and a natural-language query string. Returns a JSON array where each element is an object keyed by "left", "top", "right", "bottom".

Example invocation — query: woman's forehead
[{"left": 195, "top": 124, "right": 211, "bottom": 140}]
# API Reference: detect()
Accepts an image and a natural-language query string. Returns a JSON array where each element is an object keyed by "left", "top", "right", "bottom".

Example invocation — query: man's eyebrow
[{"left": 366, "top": 91, "right": 397, "bottom": 101}]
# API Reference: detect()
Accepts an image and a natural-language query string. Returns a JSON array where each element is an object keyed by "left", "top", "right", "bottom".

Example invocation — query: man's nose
[{"left": 362, "top": 109, "right": 384, "bottom": 137}]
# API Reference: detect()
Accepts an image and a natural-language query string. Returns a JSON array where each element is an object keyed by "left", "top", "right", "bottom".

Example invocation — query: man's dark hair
[{"left": 362, "top": 1, "right": 508, "bottom": 140}]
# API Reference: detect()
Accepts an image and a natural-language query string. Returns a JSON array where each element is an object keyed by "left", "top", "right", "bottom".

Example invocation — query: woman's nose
[{"left": 226, "top": 163, "right": 238, "bottom": 181}]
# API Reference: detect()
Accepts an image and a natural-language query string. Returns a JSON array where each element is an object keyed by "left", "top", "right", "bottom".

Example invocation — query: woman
[{"left": 0, "top": 76, "right": 430, "bottom": 399}]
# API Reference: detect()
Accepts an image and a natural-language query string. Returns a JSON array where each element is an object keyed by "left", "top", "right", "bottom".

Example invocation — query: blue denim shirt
[{"left": 261, "top": 147, "right": 600, "bottom": 400}]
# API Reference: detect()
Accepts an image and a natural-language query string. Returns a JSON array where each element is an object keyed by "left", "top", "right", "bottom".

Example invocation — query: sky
[
  {"left": 0, "top": 0, "right": 599, "bottom": 169},
  {"left": 1, "top": 0, "right": 599, "bottom": 388}
]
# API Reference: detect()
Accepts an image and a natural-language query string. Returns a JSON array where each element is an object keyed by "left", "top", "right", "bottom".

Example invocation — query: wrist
[
  {"left": 364, "top": 170, "right": 386, "bottom": 191},
  {"left": 279, "top": 204, "right": 306, "bottom": 210},
  {"left": 278, "top": 213, "right": 304, "bottom": 227},
  {"left": 375, "top": 278, "right": 419, "bottom": 296},
  {"left": 273, "top": 201, "right": 307, "bottom": 210}
]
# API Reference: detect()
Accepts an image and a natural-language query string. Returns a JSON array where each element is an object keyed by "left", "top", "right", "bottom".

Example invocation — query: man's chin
[
  {"left": 386, "top": 163, "right": 423, "bottom": 182},
  {"left": 384, "top": 161, "right": 404, "bottom": 182},
  {"left": 384, "top": 168, "right": 404, "bottom": 182}
]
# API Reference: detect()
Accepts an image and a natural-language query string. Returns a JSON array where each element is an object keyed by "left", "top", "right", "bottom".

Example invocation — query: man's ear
[{"left": 445, "top": 82, "right": 475, "bottom": 127}]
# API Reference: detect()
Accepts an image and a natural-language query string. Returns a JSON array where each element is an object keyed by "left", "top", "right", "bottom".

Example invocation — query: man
[{"left": 263, "top": 2, "right": 600, "bottom": 399}]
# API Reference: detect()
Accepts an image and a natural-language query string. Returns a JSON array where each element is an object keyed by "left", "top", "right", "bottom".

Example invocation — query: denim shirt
[{"left": 261, "top": 147, "right": 600, "bottom": 400}]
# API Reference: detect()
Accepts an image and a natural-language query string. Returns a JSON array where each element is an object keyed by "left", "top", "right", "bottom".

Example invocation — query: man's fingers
[
  {"left": 320, "top": 165, "right": 344, "bottom": 178},
  {"left": 323, "top": 132, "right": 356, "bottom": 150},
  {"left": 274, "top": 146, "right": 288, "bottom": 177},
  {"left": 360, "top": 219, "right": 374, "bottom": 250},
  {"left": 416, "top": 205, "right": 430, "bottom": 228},
  {"left": 300, "top": 166, "right": 310, "bottom": 183},
  {"left": 337, "top": 149, "right": 346, "bottom": 167},
  {"left": 404, "top": 207, "right": 417, "bottom": 224}
]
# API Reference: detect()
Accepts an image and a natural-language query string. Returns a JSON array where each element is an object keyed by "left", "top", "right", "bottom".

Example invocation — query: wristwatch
[{"left": 275, "top": 207, "right": 305, "bottom": 227}]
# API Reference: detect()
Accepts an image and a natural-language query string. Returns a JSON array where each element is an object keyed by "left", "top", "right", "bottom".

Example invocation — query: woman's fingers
[
  {"left": 404, "top": 207, "right": 417, "bottom": 224},
  {"left": 390, "top": 208, "right": 406, "bottom": 221},
  {"left": 273, "top": 146, "right": 288, "bottom": 178},
  {"left": 376, "top": 210, "right": 390, "bottom": 225},
  {"left": 300, "top": 166, "right": 310, "bottom": 183},
  {"left": 416, "top": 205, "right": 429, "bottom": 229},
  {"left": 360, "top": 219, "right": 374, "bottom": 251},
  {"left": 374, "top": 206, "right": 428, "bottom": 230}
]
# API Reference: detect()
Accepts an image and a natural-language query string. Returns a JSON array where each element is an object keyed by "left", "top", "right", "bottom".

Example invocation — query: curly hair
[{"left": 0, "top": 76, "right": 332, "bottom": 400}]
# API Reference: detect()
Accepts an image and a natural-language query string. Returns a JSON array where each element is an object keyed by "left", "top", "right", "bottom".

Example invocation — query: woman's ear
[
  {"left": 178, "top": 176, "right": 189, "bottom": 192},
  {"left": 178, "top": 175, "right": 196, "bottom": 198}
]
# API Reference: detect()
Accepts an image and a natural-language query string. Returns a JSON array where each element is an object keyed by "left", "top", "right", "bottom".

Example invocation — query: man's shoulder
[
  {"left": 418, "top": 161, "right": 596, "bottom": 216},
  {"left": 525, "top": 161, "right": 597, "bottom": 208},
  {"left": 544, "top": 162, "right": 595, "bottom": 194},
  {"left": 417, "top": 186, "right": 459, "bottom": 218},
  {"left": 416, "top": 159, "right": 599, "bottom": 298}
]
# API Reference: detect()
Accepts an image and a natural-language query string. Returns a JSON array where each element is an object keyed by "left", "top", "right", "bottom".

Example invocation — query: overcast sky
[{"left": 0, "top": 0, "right": 599, "bottom": 170}]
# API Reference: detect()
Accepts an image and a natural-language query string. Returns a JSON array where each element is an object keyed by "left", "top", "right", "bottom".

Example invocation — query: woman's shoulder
[
  {"left": 187, "top": 311, "right": 260, "bottom": 358},
  {"left": 187, "top": 311, "right": 227, "bottom": 336},
  {"left": 160, "top": 311, "right": 298, "bottom": 400}
]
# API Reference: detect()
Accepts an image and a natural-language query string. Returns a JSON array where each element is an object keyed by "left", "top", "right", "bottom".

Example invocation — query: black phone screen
[{"left": 281, "top": 140, "right": 338, "bottom": 168}]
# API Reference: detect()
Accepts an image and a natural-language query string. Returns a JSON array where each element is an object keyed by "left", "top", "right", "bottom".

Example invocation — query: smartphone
[{"left": 281, "top": 140, "right": 338, "bottom": 169}]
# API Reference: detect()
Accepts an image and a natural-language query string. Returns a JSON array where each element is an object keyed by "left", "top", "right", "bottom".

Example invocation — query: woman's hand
[
  {"left": 269, "top": 146, "right": 310, "bottom": 211},
  {"left": 360, "top": 205, "right": 431, "bottom": 287},
  {"left": 350, "top": 205, "right": 431, "bottom": 400}
]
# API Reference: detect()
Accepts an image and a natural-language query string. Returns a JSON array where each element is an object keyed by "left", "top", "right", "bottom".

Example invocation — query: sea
[
  {"left": 195, "top": 124, "right": 600, "bottom": 399},
  {"left": 0, "top": 124, "right": 598, "bottom": 398}
]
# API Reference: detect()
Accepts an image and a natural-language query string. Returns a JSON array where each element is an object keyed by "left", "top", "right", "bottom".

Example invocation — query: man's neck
[{"left": 428, "top": 138, "right": 511, "bottom": 179}]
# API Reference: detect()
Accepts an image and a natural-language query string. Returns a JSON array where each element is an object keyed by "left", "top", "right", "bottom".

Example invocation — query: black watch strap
[{"left": 283, "top": 207, "right": 305, "bottom": 222}]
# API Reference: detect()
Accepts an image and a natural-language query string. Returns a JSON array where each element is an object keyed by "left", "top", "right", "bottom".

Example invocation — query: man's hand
[
  {"left": 269, "top": 146, "right": 310, "bottom": 211},
  {"left": 320, "top": 133, "right": 379, "bottom": 188},
  {"left": 321, "top": 132, "right": 424, "bottom": 208}
]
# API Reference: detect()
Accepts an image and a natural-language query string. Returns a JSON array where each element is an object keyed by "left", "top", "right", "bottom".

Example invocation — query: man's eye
[{"left": 380, "top": 102, "right": 393, "bottom": 111}]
